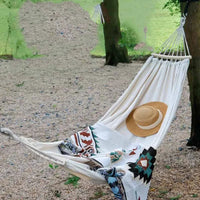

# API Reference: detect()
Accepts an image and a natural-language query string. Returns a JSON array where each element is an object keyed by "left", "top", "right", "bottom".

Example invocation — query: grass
[
  {"left": 0, "top": 0, "right": 40, "bottom": 59},
  {"left": 0, "top": 0, "right": 180, "bottom": 59},
  {"left": 91, "top": 0, "right": 180, "bottom": 57},
  {"left": 64, "top": 175, "right": 80, "bottom": 187},
  {"left": 147, "top": 0, "right": 180, "bottom": 49},
  {"left": 16, "top": 81, "right": 24, "bottom": 87},
  {"left": 169, "top": 195, "right": 181, "bottom": 200},
  {"left": 192, "top": 194, "right": 198, "bottom": 198},
  {"left": 165, "top": 165, "right": 171, "bottom": 169},
  {"left": 49, "top": 163, "right": 59, "bottom": 169},
  {"left": 158, "top": 190, "right": 169, "bottom": 198},
  {"left": 89, "top": 188, "right": 108, "bottom": 200},
  {"left": 0, "top": 0, "right": 100, "bottom": 59},
  {"left": 54, "top": 190, "right": 61, "bottom": 197}
]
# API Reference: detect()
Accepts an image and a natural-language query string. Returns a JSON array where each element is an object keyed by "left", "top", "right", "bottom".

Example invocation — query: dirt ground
[{"left": 0, "top": 1, "right": 200, "bottom": 200}]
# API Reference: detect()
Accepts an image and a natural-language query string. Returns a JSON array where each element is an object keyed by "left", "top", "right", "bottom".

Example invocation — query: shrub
[{"left": 119, "top": 24, "right": 139, "bottom": 49}]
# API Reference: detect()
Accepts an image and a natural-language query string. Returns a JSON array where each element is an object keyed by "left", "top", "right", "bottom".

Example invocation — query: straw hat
[{"left": 126, "top": 102, "right": 168, "bottom": 137}]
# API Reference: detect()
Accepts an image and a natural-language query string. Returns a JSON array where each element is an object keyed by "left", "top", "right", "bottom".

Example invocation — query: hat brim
[{"left": 126, "top": 102, "right": 168, "bottom": 137}]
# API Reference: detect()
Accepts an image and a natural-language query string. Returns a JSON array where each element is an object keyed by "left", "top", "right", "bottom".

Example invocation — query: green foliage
[
  {"left": 169, "top": 195, "right": 181, "bottom": 200},
  {"left": 91, "top": 0, "right": 180, "bottom": 57},
  {"left": 0, "top": 0, "right": 26, "bottom": 9},
  {"left": 49, "top": 163, "right": 59, "bottom": 169},
  {"left": 29, "top": 0, "right": 65, "bottom": 3},
  {"left": 119, "top": 24, "right": 139, "bottom": 49},
  {"left": 0, "top": 0, "right": 181, "bottom": 59},
  {"left": 90, "top": 23, "right": 105, "bottom": 57},
  {"left": 129, "top": 51, "right": 151, "bottom": 60},
  {"left": 94, "top": 190, "right": 107, "bottom": 198},
  {"left": 158, "top": 190, "right": 169, "bottom": 198},
  {"left": 16, "top": 81, "right": 24, "bottom": 87},
  {"left": 0, "top": 55, "right": 13, "bottom": 59},
  {"left": 49, "top": 164, "right": 54, "bottom": 169},
  {"left": 159, "top": 190, "right": 169, "bottom": 195},
  {"left": 163, "top": 0, "right": 180, "bottom": 16},
  {"left": 89, "top": 188, "right": 107, "bottom": 200},
  {"left": 165, "top": 165, "right": 171, "bottom": 169},
  {"left": 0, "top": 1, "right": 36, "bottom": 58},
  {"left": 192, "top": 194, "right": 198, "bottom": 198},
  {"left": 0, "top": 0, "right": 100, "bottom": 59},
  {"left": 64, "top": 175, "right": 80, "bottom": 187},
  {"left": 54, "top": 190, "right": 61, "bottom": 197},
  {"left": 66, "top": 0, "right": 101, "bottom": 17}
]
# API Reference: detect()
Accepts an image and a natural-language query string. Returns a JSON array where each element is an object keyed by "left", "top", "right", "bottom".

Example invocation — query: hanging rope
[
  {"left": 92, "top": 4, "right": 105, "bottom": 24},
  {"left": 151, "top": 14, "right": 192, "bottom": 60},
  {"left": 150, "top": 0, "right": 200, "bottom": 60}
]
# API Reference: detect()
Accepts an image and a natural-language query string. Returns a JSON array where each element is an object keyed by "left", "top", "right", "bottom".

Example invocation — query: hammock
[{"left": 0, "top": 16, "right": 191, "bottom": 200}]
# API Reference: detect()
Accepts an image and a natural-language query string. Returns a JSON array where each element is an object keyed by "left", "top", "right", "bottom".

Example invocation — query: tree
[
  {"left": 180, "top": 0, "right": 200, "bottom": 147},
  {"left": 100, "top": 0, "right": 129, "bottom": 66},
  {"left": 159, "top": 0, "right": 200, "bottom": 147}
]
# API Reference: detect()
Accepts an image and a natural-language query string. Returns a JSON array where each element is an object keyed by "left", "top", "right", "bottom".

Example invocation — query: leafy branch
[{"left": 163, "top": 0, "right": 180, "bottom": 16}]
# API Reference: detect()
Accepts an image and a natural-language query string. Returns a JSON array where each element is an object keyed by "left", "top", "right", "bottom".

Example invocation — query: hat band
[{"left": 136, "top": 110, "right": 163, "bottom": 130}]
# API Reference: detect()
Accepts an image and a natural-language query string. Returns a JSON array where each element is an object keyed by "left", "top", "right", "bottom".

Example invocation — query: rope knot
[
  {"left": 0, "top": 128, "right": 14, "bottom": 137},
  {"left": 180, "top": 16, "right": 186, "bottom": 27}
]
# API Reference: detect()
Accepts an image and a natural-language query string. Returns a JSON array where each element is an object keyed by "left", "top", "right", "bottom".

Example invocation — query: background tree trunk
[
  {"left": 100, "top": 0, "right": 129, "bottom": 66},
  {"left": 181, "top": 2, "right": 200, "bottom": 147}
]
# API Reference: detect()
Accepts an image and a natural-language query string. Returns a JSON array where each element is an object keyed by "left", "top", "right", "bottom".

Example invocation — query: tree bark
[
  {"left": 100, "top": 0, "right": 129, "bottom": 66},
  {"left": 181, "top": 2, "right": 200, "bottom": 147}
]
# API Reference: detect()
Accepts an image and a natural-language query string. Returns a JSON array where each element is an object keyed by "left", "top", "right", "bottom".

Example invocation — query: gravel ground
[{"left": 0, "top": 1, "right": 200, "bottom": 200}]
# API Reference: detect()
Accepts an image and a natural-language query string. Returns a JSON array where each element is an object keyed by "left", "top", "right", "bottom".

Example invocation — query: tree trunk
[
  {"left": 100, "top": 0, "right": 129, "bottom": 66},
  {"left": 181, "top": 2, "right": 200, "bottom": 147}
]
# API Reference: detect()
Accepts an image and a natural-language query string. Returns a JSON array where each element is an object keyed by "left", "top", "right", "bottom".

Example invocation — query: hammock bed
[{"left": 1, "top": 16, "right": 191, "bottom": 200}]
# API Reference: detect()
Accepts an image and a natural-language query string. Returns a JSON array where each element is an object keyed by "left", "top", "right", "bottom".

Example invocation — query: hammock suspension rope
[{"left": 151, "top": 15, "right": 191, "bottom": 60}]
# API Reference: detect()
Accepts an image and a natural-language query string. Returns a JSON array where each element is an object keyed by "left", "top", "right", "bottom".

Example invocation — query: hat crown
[
  {"left": 133, "top": 106, "right": 159, "bottom": 126},
  {"left": 126, "top": 101, "right": 168, "bottom": 137}
]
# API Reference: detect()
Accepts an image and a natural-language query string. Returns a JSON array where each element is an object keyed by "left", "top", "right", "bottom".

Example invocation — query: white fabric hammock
[{"left": 1, "top": 16, "right": 191, "bottom": 200}]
